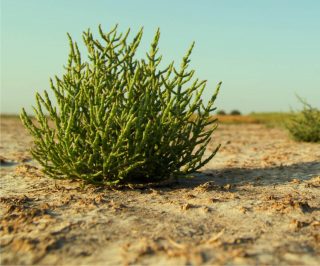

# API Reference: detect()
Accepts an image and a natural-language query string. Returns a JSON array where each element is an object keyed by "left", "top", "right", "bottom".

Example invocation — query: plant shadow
[{"left": 171, "top": 161, "right": 320, "bottom": 190}]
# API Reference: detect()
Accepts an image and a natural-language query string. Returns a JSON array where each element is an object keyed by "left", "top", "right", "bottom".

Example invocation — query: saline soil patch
[{"left": 1, "top": 117, "right": 320, "bottom": 265}]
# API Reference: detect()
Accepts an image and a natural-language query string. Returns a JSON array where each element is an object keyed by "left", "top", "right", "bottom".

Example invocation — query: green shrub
[
  {"left": 20, "top": 25, "right": 221, "bottom": 186},
  {"left": 286, "top": 97, "right": 320, "bottom": 142},
  {"left": 230, "top": 110, "right": 241, "bottom": 115},
  {"left": 216, "top": 110, "right": 226, "bottom": 115}
]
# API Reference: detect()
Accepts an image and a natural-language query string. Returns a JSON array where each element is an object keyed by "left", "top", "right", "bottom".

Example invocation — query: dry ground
[{"left": 1, "top": 117, "right": 320, "bottom": 265}]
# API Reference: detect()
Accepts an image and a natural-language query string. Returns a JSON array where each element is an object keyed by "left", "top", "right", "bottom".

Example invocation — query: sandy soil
[{"left": 1, "top": 117, "right": 319, "bottom": 265}]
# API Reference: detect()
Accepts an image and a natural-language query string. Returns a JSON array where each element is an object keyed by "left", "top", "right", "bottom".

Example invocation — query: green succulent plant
[
  {"left": 21, "top": 25, "right": 221, "bottom": 186},
  {"left": 286, "top": 96, "right": 320, "bottom": 143}
]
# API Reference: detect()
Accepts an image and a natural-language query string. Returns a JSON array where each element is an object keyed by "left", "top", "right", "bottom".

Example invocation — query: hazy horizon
[{"left": 1, "top": 0, "right": 320, "bottom": 115}]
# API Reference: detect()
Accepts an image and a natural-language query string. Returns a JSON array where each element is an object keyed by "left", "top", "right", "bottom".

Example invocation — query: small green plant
[
  {"left": 230, "top": 110, "right": 241, "bottom": 115},
  {"left": 286, "top": 96, "right": 320, "bottom": 142},
  {"left": 20, "top": 25, "right": 221, "bottom": 186}
]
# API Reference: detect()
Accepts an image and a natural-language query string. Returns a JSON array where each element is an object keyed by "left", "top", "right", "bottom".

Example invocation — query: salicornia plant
[
  {"left": 286, "top": 96, "right": 320, "bottom": 143},
  {"left": 21, "top": 25, "right": 221, "bottom": 186}
]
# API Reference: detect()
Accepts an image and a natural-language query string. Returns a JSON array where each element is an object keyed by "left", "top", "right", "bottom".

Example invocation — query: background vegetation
[{"left": 286, "top": 98, "right": 320, "bottom": 142}]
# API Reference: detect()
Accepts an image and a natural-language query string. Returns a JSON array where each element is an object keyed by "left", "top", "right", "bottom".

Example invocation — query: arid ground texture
[{"left": 1, "top": 116, "right": 319, "bottom": 265}]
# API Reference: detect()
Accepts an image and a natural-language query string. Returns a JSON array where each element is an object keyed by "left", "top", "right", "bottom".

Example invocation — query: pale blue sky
[{"left": 1, "top": 0, "right": 320, "bottom": 114}]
